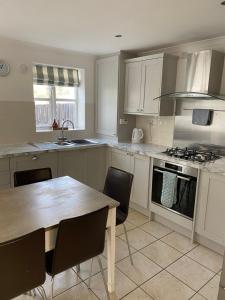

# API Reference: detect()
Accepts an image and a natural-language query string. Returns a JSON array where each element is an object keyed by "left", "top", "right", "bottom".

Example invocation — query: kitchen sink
[
  {"left": 54, "top": 139, "right": 96, "bottom": 146},
  {"left": 54, "top": 141, "right": 74, "bottom": 146},
  {"left": 70, "top": 139, "right": 96, "bottom": 145}
]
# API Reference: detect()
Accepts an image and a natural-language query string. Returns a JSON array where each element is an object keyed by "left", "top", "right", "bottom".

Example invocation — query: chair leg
[
  {"left": 51, "top": 276, "right": 54, "bottom": 300},
  {"left": 97, "top": 256, "right": 110, "bottom": 300},
  {"left": 88, "top": 258, "right": 94, "bottom": 288},
  {"left": 37, "top": 286, "right": 48, "bottom": 300},
  {"left": 123, "top": 223, "right": 134, "bottom": 265}
]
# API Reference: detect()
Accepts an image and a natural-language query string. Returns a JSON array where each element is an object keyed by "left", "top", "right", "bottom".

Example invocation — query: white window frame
[{"left": 34, "top": 85, "right": 79, "bottom": 131}]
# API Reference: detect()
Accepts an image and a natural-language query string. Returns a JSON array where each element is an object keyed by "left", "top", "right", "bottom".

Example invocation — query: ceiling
[{"left": 0, "top": 0, "right": 225, "bottom": 55}]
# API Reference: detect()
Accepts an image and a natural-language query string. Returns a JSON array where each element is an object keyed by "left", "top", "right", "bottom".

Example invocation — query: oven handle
[{"left": 154, "top": 168, "right": 191, "bottom": 181}]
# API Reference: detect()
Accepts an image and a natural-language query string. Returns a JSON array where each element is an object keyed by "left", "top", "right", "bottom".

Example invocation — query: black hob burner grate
[{"left": 163, "top": 147, "right": 221, "bottom": 163}]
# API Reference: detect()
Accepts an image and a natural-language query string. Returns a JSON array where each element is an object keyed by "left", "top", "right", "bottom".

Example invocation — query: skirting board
[{"left": 130, "top": 202, "right": 225, "bottom": 255}]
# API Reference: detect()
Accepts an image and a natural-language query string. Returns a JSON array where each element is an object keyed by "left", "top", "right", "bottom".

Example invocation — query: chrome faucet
[{"left": 58, "top": 120, "right": 75, "bottom": 143}]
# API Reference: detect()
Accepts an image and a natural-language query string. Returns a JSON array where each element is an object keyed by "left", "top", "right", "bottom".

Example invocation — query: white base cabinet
[
  {"left": 58, "top": 147, "right": 106, "bottom": 191},
  {"left": 85, "top": 147, "right": 106, "bottom": 191},
  {"left": 196, "top": 171, "right": 225, "bottom": 247},
  {"left": 0, "top": 158, "right": 11, "bottom": 189},
  {"left": 108, "top": 148, "right": 151, "bottom": 209},
  {"left": 58, "top": 150, "right": 86, "bottom": 183},
  {"left": 130, "top": 154, "right": 150, "bottom": 208}
]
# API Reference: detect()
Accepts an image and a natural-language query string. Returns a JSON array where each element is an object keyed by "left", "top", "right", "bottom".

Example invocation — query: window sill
[{"left": 36, "top": 128, "right": 85, "bottom": 133}]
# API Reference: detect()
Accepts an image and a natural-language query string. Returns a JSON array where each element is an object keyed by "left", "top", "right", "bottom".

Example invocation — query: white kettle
[{"left": 132, "top": 128, "right": 144, "bottom": 144}]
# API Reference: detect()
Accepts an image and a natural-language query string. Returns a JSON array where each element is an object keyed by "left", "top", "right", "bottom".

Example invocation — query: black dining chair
[
  {"left": 14, "top": 168, "right": 52, "bottom": 187},
  {"left": 45, "top": 206, "right": 109, "bottom": 300},
  {"left": 0, "top": 228, "right": 47, "bottom": 300},
  {"left": 103, "top": 166, "right": 134, "bottom": 264}
]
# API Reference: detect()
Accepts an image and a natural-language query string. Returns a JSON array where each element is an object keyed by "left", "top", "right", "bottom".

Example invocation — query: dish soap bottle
[{"left": 52, "top": 119, "right": 58, "bottom": 130}]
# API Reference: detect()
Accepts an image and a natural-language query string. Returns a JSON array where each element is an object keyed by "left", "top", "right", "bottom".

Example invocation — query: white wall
[
  {"left": 136, "top": 35, "right": 225, "bottom": 146},
  {"left": 0, "top": 36, "right": 96, "bottom": 144}
]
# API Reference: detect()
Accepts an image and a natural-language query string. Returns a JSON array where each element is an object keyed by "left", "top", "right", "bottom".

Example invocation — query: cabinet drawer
[
  {"left": 0, "top": 158, "right": 10, "bottom": 172},
  {"left": 11, "top": 152, "right": 58, "bottom": 178},
  {"left": 0, "top": 171, "right": 10, "bottom": 186},
  {"left": 110, "top": 149, "right": 131, "bottom": 173}
]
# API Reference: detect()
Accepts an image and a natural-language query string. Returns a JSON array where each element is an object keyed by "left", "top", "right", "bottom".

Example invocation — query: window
[{"left": 33, "top": 64, "right": 85, "bottom": 131}]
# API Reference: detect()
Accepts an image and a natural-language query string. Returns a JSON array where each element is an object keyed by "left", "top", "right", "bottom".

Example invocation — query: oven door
[{"left": 151, "top": 166, "right": 197, "bottom": 219}]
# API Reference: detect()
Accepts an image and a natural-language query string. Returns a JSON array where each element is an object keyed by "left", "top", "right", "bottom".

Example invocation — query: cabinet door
[
  {"left": 124, "top": 61, "right": 142, "bottom": 113},
  {"left": 85, "top": 147, "right": 106, "bottom": 191},
  {"left": 11, "top": 153, "right": 58, "bottom": 182},
  {"left": 141, "top": 59, "right": 162, "bottom": 115},
  {"left": 58, "top": 150, "right": 86, "bottom": 183},
  {"left": 110, "top": 149, "right": 131, "bottom": 173},
  {"left": 130, "top": 154, "right": 150, "bottom": 208},
  {"left": 196, "top": 172, "right": 225, "bottom": 246},
  {"left": 96, "top": 56, "right": 118, "bottom": 136},
  {"left": 0, "top": 158, "right": 10, "bottom": 188}
]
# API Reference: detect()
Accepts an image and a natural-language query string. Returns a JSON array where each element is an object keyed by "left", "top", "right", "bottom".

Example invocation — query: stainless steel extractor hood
[{"left": 155, "top": 50, "right": 225, "bottom": 100}]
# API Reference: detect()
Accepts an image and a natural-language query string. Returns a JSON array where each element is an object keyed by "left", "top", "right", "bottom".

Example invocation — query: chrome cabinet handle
[
  {"left": 32, "top": 155, "right": 38, "bottom": 160},
  {"left": 154, "top": 168, "right": 191, "bottom": 181}
]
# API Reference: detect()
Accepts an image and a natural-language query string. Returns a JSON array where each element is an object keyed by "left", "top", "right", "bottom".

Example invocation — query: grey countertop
[{"left": 0, "top": 138, "right": 225, "bottom": 176}]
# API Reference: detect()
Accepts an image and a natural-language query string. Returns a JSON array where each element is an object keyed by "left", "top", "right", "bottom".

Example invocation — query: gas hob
[{"left": 163, "top": 147, "right": 220, "bottom": 163}]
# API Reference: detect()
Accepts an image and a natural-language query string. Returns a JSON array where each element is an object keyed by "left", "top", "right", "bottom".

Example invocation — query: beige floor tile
[
  {"left": 86, "top": 268, "right": 137, "bottom": 300},
  {"left": 117, "top": 252, "right": 162, "bottom": 285},
  {"left": 43, "top": 269, "right": 81, "bottom": 298},
  {"left": 77, "top": 256, "right": 107, "bottom": 280},
  {"left": 103, "top": 237, "right": 136, "bottom": 262},
  {"left": 187, "top": 245, "right": 223, "bottom": 273},
  {"left": 122, "top": 287, "right": 154, "bottom": 299},
  {"left": 161, "top": 232, "right": 198, "bottom": 253},
  {"left": 166, "top": 256, "right": 215, "bottom": 291},
  {"left": 140, "top": 221, "right": 172, "bottom": 238},
  {"left": 54, "top": 282, "right": 98, "bottom": 299},
  {"left": 141, "top": 270, "right": 195, "bottom": 300},
  {"left": 116, "top": 221, "right": 136, "bottom": 237},
  {"left": 190, "top": 294, "right": 207, "bottom": 300},
  {"left": 127, "top": 211, "right": 149, "bottom": 226},
  {"left": 14, "top": 293, "right": 42, "bottom": 300},
  {"left": 199, "top": 275, "right": 220, "bottom": 300},
  {"left": 141, "top": 240, "right": 183, "bottom": 268},
  {"left": 119, "top": 228, "right": 156, "bottom": 250}
]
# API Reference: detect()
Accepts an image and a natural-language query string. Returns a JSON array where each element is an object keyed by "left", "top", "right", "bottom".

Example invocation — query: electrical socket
[{"left": 119, "top": 118, "right": 128, "bottom": 125}]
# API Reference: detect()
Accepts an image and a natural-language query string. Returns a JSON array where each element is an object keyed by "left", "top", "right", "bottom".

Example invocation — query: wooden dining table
[{"left": 0, "top": 176, "right": 119, "bottom": 294}]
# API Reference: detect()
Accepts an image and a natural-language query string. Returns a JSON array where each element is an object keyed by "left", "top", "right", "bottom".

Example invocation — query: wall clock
[{"left": 0, "top": 60, "right": 10, "bottom": 76}]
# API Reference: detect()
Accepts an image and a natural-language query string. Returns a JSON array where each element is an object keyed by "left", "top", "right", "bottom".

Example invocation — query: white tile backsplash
[{"left": 136, "top": 116, "right": 175, "bottom": 146}]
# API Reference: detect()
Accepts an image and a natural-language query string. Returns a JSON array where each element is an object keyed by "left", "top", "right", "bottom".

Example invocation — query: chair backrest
[
  {"left": 0, "top": 228, "right": 45, "bottom": 300},
  {"left": 14, "top": 168, "right": 52, "bottom": 187},
  {"left": 103, "top": 167, "right": 133, "bottom": 219},
  {"left": 50, "top": 206, "right": 109, "bottom": 276}
]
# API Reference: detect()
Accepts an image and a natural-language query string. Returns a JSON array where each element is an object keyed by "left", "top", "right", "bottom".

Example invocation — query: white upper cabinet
[
  {"left": 124, "top": 53, "right": 177, "bottom": 116},
  {"left": 96, "top": 56, "right": 119, "bottom": 136},
  {"left": 141, "top": 59, "right": 163, "bottom": 114},
  {"left": 124, "top": 61, "right": 142, "bottom": 113}
]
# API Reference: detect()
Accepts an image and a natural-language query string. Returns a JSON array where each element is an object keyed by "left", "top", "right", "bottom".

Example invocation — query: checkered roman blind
[{"left": 33, "top": 64, "right": 80, "bottom": 87}]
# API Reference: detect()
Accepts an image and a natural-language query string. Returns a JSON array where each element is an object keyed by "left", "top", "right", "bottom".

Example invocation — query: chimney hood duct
[{"left": 154, "top": 50, "right": 225, "bottom": 100}]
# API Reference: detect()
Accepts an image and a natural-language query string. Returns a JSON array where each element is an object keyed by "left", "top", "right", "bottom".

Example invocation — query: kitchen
[{"left": 1, "top": 1, "right": 225, "bottom": 300}]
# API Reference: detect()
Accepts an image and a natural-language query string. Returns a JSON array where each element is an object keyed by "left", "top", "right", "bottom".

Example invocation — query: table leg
[{"left": 106, "top": 207, "right": 116, "bottom": 293}]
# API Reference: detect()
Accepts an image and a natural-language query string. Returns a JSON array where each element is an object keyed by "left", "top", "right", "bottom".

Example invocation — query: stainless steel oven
[{"left": 152, "top": 158, "right": 198, "bottom": 220}]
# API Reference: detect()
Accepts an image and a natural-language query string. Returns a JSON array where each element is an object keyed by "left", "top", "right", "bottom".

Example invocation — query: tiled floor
[{"left": 14, "top": 210, "right": 223, "bottom": 300}]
